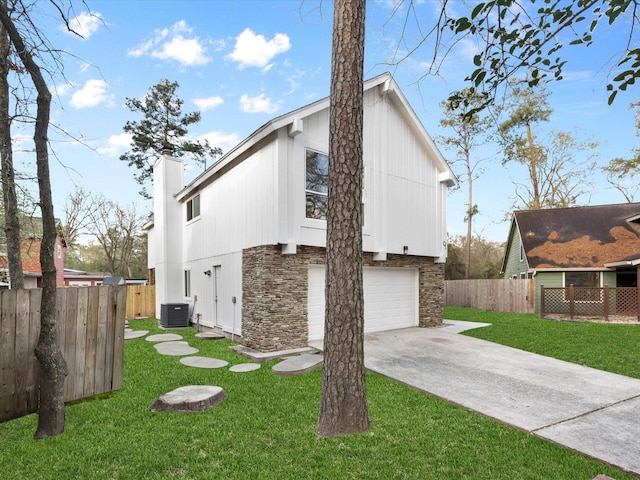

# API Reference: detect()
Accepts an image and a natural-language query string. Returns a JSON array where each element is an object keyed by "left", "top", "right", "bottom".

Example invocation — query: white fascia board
[
  {"left": 175, "top": 99, "right": 331, "bottom": 203},
  {"left": 381, "top": 76, "right": 458, "bottom": 188}
]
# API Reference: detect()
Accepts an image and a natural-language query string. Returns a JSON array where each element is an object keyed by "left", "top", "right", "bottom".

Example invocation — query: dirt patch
[{"left": 543, "top": 314, "right": 640, "bottom": 324}]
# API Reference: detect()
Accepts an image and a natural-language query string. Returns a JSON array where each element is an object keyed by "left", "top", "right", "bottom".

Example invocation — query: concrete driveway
[{"left": 315, "top": 320, "right": 640, "bottom": 476}]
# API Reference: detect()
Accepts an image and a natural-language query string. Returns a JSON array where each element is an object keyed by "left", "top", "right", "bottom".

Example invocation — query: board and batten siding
[
  {"left": 503, "top": 229, "right": 529, "bottom": 279},
  {"left": 182, "top": 252, "right": 242, "bottom": 334},
  {"left": 369, "top": 87, "right": 446, "bottom": 259},
  {"left": 183, "top": 140, "right": 279, "bottom": 259},
  {"left": 292, "top": 85, "right": 448, "bottom": 259}
]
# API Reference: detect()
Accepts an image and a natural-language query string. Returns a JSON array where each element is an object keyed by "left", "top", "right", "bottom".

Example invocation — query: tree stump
[{"left": 149, "top": 386, "right": 226, "bottom": 413}]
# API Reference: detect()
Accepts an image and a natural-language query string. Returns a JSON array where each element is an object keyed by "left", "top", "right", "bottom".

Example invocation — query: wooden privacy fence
[
  {"left": 125, "top": 285, "right": 155, "bottom": 319},
  {"left": 541, "top": 285, "right": 640, "bottom": 321},
  {"left": 1, "top": 286, "right": 127, "bottom": 423},
  {"left": 445, "top": 279, "right": 535, "bottom": 313}
]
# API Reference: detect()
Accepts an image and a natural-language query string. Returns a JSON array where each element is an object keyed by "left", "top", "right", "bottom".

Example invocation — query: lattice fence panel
[{"left": 542, "top": 286, "right": 639, "bottom": 320}]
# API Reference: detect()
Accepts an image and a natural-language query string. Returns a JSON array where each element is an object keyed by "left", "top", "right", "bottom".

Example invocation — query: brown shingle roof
[{"left": 515, "top": 203, "right": 640, "bottom": 269}]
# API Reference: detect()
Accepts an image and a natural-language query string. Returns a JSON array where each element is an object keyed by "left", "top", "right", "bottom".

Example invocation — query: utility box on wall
[{"left": 160, "top": 303, "right": 189, "bottom": 328}]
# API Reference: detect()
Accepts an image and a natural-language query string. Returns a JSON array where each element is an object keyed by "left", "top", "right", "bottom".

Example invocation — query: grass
[
  {"left": 445, "top": 306, "right": 640, "bottom": 379},
  {"left": 0, "top": 315, "right": 636, "bottom": 479}
]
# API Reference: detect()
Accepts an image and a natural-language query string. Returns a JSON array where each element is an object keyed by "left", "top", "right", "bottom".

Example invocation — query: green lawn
[
  {"left": 0, "top": 315, "right": 636, "bottom": 479},
  {"left": 445, "top": 306, "right": 640, "bottom": 379}
]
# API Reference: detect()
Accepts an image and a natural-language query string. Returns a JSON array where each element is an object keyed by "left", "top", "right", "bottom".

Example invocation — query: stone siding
[{"left": 241, "top": 245, "right": 444, "bottom": 352}]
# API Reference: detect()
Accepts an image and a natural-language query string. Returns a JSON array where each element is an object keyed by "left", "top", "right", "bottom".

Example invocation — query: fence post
[
  {"left": 569, "top": 284, "right": 575, "bottom": 320},
  {"left": 540, "top": 285, "right": 545, "bottom": 318},
  {"left": 637, "top": 269, "right": 640, "bottom": 321},
  {"left": 603, "top": 285, "right": 609, "bottom": 322}
]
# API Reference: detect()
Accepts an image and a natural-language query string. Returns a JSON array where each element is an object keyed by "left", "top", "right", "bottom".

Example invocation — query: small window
[
  {"left": 184, "top": 270, "right": 191, "bottom": 297},
  {"left": 57, "top": 244, "right": 62, "bottom": 259},
  {"left": 564, "top": 271, "right": 600, "bottom": 287},
  {"left": 305, "top": 149, "right": 329, "bottom": 219},
  {"left": 520, "top": 244, "right": 525, "bottom": 262},
  {"left": 564, "top": 271, "right": 601, "bottom": 302},
  {"left": 187, "top": 194, "right": 200, "bottom": 221}
]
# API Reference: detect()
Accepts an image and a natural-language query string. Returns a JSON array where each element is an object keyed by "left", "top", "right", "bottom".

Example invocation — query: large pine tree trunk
[
  {"left": 0, "top": 3, "right": 67, "bottom": 439},
  {"left": 0, "top": 0, "right": 23, "bottom": 289},
  {"left": 317, "top": 0, "right": 370, "bottom": 437}
]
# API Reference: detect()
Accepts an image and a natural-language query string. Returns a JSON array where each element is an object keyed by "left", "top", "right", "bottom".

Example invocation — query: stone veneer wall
[{"left": 241, "top": 244, "right": 444, "bottom": 352}]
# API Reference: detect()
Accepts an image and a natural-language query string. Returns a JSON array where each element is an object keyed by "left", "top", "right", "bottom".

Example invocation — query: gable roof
[
  {"left": 175, "top": 72, "right": 456, "bottom": 203},
  {"left": 510, "top": 203, "right": 640, "bottom": 269},
  {"left": 0, "top": 238, "right": 44, "bottom": 275}
]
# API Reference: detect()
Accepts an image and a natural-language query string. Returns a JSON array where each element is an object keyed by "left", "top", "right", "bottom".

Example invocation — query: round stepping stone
[
  {"left": 149, "top": 385, "right": 226, "bottom": 413},
  {"left": 229, "top": 363, "right": 261, "bottom": 373},
  {"left": 154, "top": 341, "right": 199, "bottom": 356},
  {"left": 125, "top": 330, "right": 149, "bottom": 340},
  {"left": 195, "top": 332, "right": 225, "bottom": 340},
  {"left": 180, "top": 356, "right": 229, "bottom": 369},
  {"left": 146, "top": 333, "right": 183, "bottom": 342},
  {"left": 272, "top": 353, "right": 323, "bottom": 376}
]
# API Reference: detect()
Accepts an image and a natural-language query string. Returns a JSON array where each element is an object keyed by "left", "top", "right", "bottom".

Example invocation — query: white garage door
[{"left": 307, "top": 265, "right": 418, "bottom": 341}]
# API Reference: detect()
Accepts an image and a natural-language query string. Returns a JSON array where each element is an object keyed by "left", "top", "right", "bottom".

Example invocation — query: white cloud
[
  {"left": 227, "top": 28, "right": 291, "bottom": 70},
  {"left": 52, "top": 82, "right": 74, "bottom": 97},
  {"left": 96, "top": 133, "right": 132, "bottom": 158},
  {"left": 197, "top": 131, "right": 242, "bottom": 155},
  {"left": 59, "top": 11, "right": 103, "bottom": 39},
  {"left": 239, "top": 93, "right": 281, "bottom": 114},
  {"left": 193, "top": 96, "right": 224, "bottom": 111},
  {"left": 69, "top": 79, "right": 114, "bottom": 108},
  {"left": 128, "top": 21, "right": 210, "bottom": 67}
]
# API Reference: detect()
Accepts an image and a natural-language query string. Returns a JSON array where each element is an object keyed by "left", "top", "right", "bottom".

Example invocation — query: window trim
[
  {"left": 562, "top": 271, "right": 602, "bottom": 303},
  {"left": 305, "top": 148, "right": 329, "bottom": 220},
  {"left": 186, "top": 194, "right": 201, "bottom": 222}
]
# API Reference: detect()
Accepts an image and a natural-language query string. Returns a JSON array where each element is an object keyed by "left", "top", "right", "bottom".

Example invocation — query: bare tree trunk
[
  {"left": 317, "top": 0, "right": 370, "bottom": 437},
  {"left": 0, "top": 3, "right": 67, "bottom": 439},
  {"left": 0, "top": 0, "right": 23, "bottom": 289}
]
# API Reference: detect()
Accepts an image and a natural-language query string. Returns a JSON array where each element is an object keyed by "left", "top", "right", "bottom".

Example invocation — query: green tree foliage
[
  {"left": 121, "top": 79, "right": 222, "bottom": 198},
  {"left": 389, "top": 1, "right": 640, "bottom": 108},
  {"left": 445, "top": 235, "right": 504, "bottom": 280},
  {"left": 603, "top": 100, "right": 640, "bottom": 202}
]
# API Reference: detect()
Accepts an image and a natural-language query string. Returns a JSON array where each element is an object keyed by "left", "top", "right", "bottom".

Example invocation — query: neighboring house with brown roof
[
  {"left": 0, "top": 236, "right": 67, "bottom": 288},
  {"left": 501, "top": 203, "right": 640, "bottom": 311}
]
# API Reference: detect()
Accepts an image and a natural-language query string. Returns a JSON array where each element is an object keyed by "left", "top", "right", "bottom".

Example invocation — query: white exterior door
[
  {"left": 307, "top": 265, "right": 418, "bottom": 341},
  {"left": 213, "top": 265, "right": 223, "bottom": 328}
]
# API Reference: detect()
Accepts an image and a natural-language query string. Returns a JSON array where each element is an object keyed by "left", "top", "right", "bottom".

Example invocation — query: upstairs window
[
  {"left": 187, "top": 194, "right": 200, "bottom": 221},
  {"left": 305, "top": 149, "right": 329, "bottom": 220}
]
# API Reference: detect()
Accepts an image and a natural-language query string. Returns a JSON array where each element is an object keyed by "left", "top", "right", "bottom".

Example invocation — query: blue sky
[{"left": 15, "top": 0, "right": 640, "bottom": 243}]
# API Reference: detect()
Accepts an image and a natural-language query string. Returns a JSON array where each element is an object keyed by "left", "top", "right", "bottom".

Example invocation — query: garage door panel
[{"left": 308, "top": 266, "right": 417, "bottom": 341}]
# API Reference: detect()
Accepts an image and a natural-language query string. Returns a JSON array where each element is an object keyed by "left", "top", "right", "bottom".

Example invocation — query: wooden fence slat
[
  {"left": 83, "top": 287, "right": 100, "bottom": 398},
  {"left": 93, "top": 288, "right": 109, "bottom": 395},
  {"left": 14, "top": 290, "right": 31, "bottom": 419},
  {"left": 26, "top": 290, "right": 42, "bottom": 415},
  {"left": 102, "top": 288, "right": 115, "bottom": 393},
  {"left": 0, "top": 291, "right": 16, "bottom": 421},
  {"left": 62, "top": 288, "right": 78, "bottom": 402},
  {"left": 73, "top": 287, "right": 89, "bottom": 401},
  {"left": 111, "top": 286, "right": 127, "bottom": 391}
]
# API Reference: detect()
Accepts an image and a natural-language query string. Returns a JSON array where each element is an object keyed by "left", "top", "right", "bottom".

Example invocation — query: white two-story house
[{"left": 147, "top": 72, "right": 457, "bottom": 353}]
